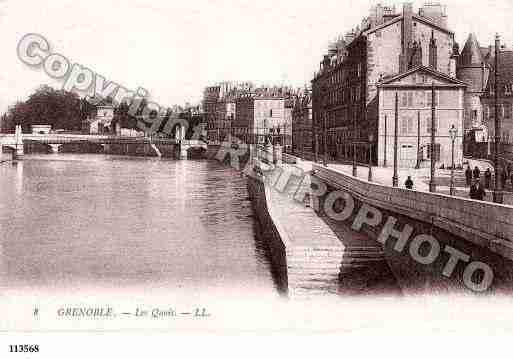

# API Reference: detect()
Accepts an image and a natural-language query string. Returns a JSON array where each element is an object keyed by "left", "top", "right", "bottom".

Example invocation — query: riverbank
[{"left": 243, "top": 155, "right": 401, "bottom": 298}]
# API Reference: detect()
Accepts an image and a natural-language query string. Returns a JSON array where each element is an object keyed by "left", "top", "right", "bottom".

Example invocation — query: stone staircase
[{"left": 286, "top": 245, "right": 345, "bottom": 297}]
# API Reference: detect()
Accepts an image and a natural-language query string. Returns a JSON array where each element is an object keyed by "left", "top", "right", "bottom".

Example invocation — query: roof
[
  {"left": 364, "top": 13, "right": 453, "bottom": 37},
  {"left": 378, "top": 66, "right": 468, "bottom": 87},
  {"left": 459, "top": 33, "right": 484, "bottom": 67}
]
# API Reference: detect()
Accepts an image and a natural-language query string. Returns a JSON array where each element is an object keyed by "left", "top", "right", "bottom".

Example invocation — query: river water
[{"left": 0, "top": 154, "right": 279, "bottom": 299}]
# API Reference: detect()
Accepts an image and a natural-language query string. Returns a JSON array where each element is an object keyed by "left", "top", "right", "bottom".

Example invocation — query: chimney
[
  {"left": 322, "top": 55, "right": 331, "bottom": 68},
  {"left": 369, "top": 3, "right": 384, "bottom": 27},
  {"left": 411, "top": 41, "right": 423, "bottom": 68},
  {"left": 429, "top": 31, "right": 438, "bottom": 70},
  {"left": 400, "top": 3, "right": 414, "bottom": 72}
]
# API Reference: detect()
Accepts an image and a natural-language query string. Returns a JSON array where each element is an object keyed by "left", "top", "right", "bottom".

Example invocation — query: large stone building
[
  {"left": 481, "top": 48, "right": 513, "bottom": 144},
  {"left": 455, "top": 32, "right": 513, "bottom": 156},
  {"left": 202, "top": 82, "right": 252, "bottom": 143},
  {"left": 291, "top": 88, "right": 313, "bottom": 157},
  {"left": 457, "top": 33, "right": 492, "bottom": 142},
  {"left": 377, "top": 66, "right": 466, "bottom": 167},
  {"left": 234, "top": 87, "right": 293, "bottom": 145},
  {"left": 312, "top": 2, "right": 463, "bottom": 167}
]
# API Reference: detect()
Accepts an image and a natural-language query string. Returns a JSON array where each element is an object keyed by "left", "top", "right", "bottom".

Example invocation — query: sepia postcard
[{"left": 1, "top": 0, "right": 513, "bottom": 355}]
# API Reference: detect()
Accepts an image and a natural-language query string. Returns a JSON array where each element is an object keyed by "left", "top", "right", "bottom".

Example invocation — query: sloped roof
[
  {"left": 379, "top": 66, "right": 468, "bottom": 87},
  {"left": 364, "top": 13, "right": 453, "bottom": 37},
  {"left": 459, "top": 33, "right": 484, "bottom": 67}
]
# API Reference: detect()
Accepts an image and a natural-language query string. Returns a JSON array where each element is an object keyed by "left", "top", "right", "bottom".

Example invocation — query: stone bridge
[{"left": 0, "top": 125, "right": 207, "bottom": 159}]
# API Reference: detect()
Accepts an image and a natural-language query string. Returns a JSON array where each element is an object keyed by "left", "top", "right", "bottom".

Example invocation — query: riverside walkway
[
  {"left": 314, "top": 160, "right": 513, "bottom": 206},
  {"left": 260, "top": 161, "right": 394, "bottom": 297}
]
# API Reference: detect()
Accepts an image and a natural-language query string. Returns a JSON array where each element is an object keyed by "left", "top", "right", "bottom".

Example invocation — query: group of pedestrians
[{"left": 465, "top": 165, "right": 487, "bottom": 201}]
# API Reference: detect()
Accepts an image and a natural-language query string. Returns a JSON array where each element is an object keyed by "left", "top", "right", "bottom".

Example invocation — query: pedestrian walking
[
  {"left": 465, "top": 165, "right": 472, "bottom": 186},
  {"left": 501, "top": 168, "right": 507, "bottom": 189},
  {"left": 485, "top": 168, "right": 492, "bottom": 189},
  {"left": 470, "top": 178, "right": 486, "bottom": 201},
  {"left": 405, "top": 176, "right": 414, "bottom": 190},
  {"left": 473, "top": 166, "right": 481, "bottom": 180}
]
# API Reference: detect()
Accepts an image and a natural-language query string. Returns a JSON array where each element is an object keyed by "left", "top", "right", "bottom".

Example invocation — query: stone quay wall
[
  {"left": 246, "top": 175, "right": 289, "bottom": 294},
  {"left": 312, "top": 164, "right": 513, "bottom": 294}
]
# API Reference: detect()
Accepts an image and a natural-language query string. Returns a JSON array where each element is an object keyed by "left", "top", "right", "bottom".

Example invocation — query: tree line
[{"left": 0, "top": 85, "right": 204, "bottom": 137}]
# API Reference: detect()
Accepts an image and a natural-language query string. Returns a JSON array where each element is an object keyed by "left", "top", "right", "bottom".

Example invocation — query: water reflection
[{"left": 0, "top": 154, "right": 278, "bottom": 298}]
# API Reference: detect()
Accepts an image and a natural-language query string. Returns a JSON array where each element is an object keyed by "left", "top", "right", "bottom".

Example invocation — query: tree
[{"left": 5, "top": 85, "right": 82, "bottom": 132}]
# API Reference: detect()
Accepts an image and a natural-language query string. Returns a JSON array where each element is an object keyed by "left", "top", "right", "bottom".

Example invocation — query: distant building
[
  {"left": 83, "top": 98, "right": 115, "bottom": 134},
  {"left": 202, "top": 82, "right": 253, "bottom": 143},
  {"left": 31, "top": 124, "right": 52, "bottom": 135},
  {"left": 234, "top": 87, "right": 292, "bottom": 145},
  {"left": 480, "top": 47, "right": 513, "bottom": 144},
  {"left": 291, "top": 89, "right": 313, "bottom": 157},
  {"left": 457, "top": 33, "right": 492, "bottom": 142}
]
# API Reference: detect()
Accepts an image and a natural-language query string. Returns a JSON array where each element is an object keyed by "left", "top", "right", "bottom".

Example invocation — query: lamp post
[
  {"left": 368, "top": 133, "right": 374, "bottom": 182},
  {"left": 352, "top": 108, "right": 357, "bottom": 177},
  {"left": 449, "top": 124, "right": 458, "bottom": 196},
  {"left": 429, "top": 82, "right": 437, "bottom": 193},
  {"left": 392, "top": 92, "right": 399, "bottom": 187},
  {"left": 383, "top": 114, "right": 388, "bottom": 167},
  {"left": 415, "top": 110, "right": 421, "bottom": 169},
  {"left": 315, "top": 130, "right": 319, "bottom": 163},
  {"left": 323, "top": 116, "right": 328, "bottom": 167},
  {"left": 493, "top": 33, "right": 504, "bottom": 204}
]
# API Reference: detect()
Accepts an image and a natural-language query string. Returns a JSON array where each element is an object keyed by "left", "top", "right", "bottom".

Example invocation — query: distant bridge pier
[
  {"left": 175, "top": 142, "right": 188, "bottom": 159},
  {"left": 49, "top": 144, "right": 62, "bottom": 153},
  {"left": 10, "top": 125, "right": 24, "bottom": 160}
]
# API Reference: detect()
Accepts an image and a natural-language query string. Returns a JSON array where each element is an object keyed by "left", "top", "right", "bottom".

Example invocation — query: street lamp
[
  {"left": 368, "top": 133, "right": 374, "bottom": 182},
  {"left": 449, "top": 124, "right": 458, "bottom": 196},
  {"left": 429, "top": 82, "right": 437, "bottom": 193},
  {"left": 392, "top": 92, "right": 399, "bottom": 187},
  {"left": 352, "top": 109, "right": 357, "bottom": 177},
  {"left": 493, "top": 33, "right": 504, "bottom": 204},
  {"left": 323, "top": 117, "right": 328, "bottom": 167}
]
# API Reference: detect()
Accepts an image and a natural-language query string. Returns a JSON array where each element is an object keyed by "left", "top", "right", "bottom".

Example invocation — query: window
[
  {"left": 269, "top": 109, "right": 273, "bottom": 117},
  {"left": 401, "top": 117, "right": 414, "bottom": 135},
  {"left": 401, "top": 93, "right": 408, "bottom": 107},
  {"left": 506, "top": 104, "right": 513, "bottom": 119},
  {"left": 401, "top": 118, "right": 408, "bottom": 134},
  {"left": 401, "top": 92, "right": 414, "bottom": 107},
  {"left": 426, "top": 91, "right": 438, "bottom": 107}
]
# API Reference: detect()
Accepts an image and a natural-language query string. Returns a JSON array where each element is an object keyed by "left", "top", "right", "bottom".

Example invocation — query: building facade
[
  {"left": 291, "top": 89, "right": 313, "bottom": 157},
  {"left": 312, "top": 2, "right": 459, "bottom": 166},
  {"left": 481, "top": 49, "right": 513, "bottom": 144},
  {"left": 203, "top": 82, "right": 252, "bottom": 143},
  {"left": 378, "top": 66, "right": 466, "bottom": 167},
  {"left": 234, "top": 87, "right": 292, "bottom": 145},
  {"left": 457, "top": 33, "right": 492, "bottom": 142}
]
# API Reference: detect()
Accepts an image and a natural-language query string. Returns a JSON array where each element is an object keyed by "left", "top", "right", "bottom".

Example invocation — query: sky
[{"left": 0, "top": 0, "right": 512, "bottom": 113}]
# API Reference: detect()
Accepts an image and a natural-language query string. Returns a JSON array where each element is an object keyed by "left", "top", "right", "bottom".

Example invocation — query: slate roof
[
  {"left": 379, "top": 65, "right": 468, "bottom": 87},
  {"left": 459, "top": 33, "right": 484, "bottom": 67}
]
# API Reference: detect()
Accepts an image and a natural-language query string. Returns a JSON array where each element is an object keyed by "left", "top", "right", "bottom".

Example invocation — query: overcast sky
[{"left": 0, "top": 0, "right": 512, "bottom": 113}]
